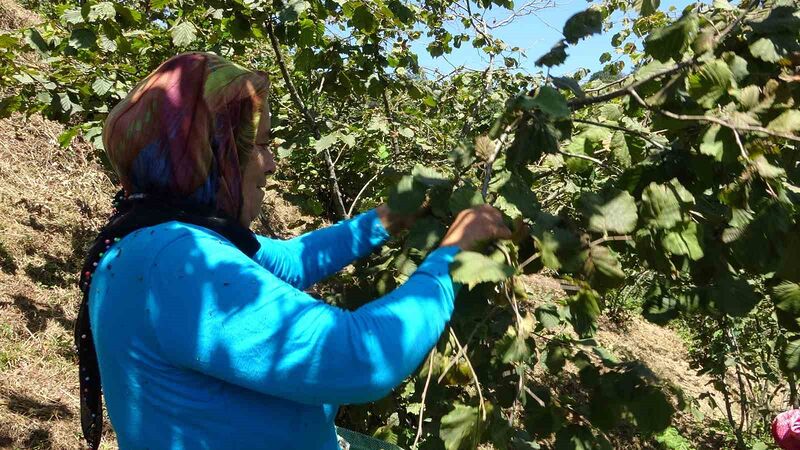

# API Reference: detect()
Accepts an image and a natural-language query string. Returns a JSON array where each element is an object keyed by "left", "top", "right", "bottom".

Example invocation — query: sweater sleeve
[
  {"left": 151, "top": 231, "right": 460, "bottom": 405},
  {"left": 253, "top": 209, "right": 390, "bottom": 289}
]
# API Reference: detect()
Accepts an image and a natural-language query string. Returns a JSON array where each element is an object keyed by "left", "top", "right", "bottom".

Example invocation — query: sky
[{"left": 410, "top": 0, "right": 701, "bottom": 79}]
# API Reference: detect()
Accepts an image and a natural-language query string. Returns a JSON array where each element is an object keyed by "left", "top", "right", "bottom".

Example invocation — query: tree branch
[
  {"left": 413, "top": 350, "right": 435, "bottom": 449},
  {"left": 449, "top": 328, "right": 487, "bottom": 421},
  {"left": 569, "top": 7, "right": 750, "bottom": 110},
  {"left": 557, "top": 150, "right": 623, "bottom": 174},
  {"left": 627, "top": 88, "right": 800, "bottom": 144},
  {"left": 572, "top": 118, "right": 666, "bottom": 150},
  {"left": 266, "top": 20, "right": 348, "bottom": 219}
]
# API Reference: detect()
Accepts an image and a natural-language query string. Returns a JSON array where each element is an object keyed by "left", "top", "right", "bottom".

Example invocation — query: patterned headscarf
[
  {"left": 76, "top": 53, "right": 268, "bottom": 450},
  {"left": 774, "top": 409, "right": 800, "bottom": 450},
  {"left": 103, "top": 51, "right": 270, "bottom": 218}
]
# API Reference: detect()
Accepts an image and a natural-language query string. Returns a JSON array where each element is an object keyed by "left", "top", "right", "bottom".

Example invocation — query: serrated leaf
[
  {"left": 535, "top": 304, "right": 562, "bottom": 330},
  {"left": 661, "top": 221, "right": 704, "bottom": 260},
  {"left": 544, "top": 340, "right": 569, "bottom": 373},
  {"left": 313, "top": 133, "right": 338, "bottom": 153},
  {"left": 629, "top": 386, "right": 674, "bottom": 432},
  {"left": 97, "top": 33, "right": 117, "bottom": 52},
  {"left": 710, "top": 275, "right": 759, "bottom": 317},
  {"left": 634, "top": 0, "right": 660, "bottom": 16},
  {"left": 398, "top": 127, "right": 414, "bottom": 138},
  {"left": 640, "top": 180, "right": 693, "bottom": 229},
  {"left": 552, "top": 76, "right": 585, "bottom": 99},
  {"left": 579, "top": 189, "right": 638, "bottom": 234},
  {"left": 687, "top": 59, "right": 735, "bottom": 109},
  {"left": 58, "top": 126, "right": 81, "bottom": 148},
  {"left": 584, "top": 246, "right": 625, "bottom": 290},
  {"left": 474, "top": 135, "right": 495, "bottom": 161},
  {"left": 69, "top": 28, "right": 96, "bottom": 49},
  {"left": 63, "top": 8, "right": 84, "bottom": 24},
  {"left": 768, "top": 110, "right": 800, "bottom": 133},
  {"left": 536, "top": 227, "right": 582, "bottom": 272},
  {"left": 563, "top": 8, "right": 603, "bottom": 45},
  {"left": 749, "top": 38, "right": 781, "bottom": 63},
  {"left": 535, "top": 40, "right": 568, "bottom": 67},
  {"left": 91, "top": 78, "right": 113, "bottom": 96},
  {"left": 521, "top": 86, "right": 570, "bottom": 119},
  {"left": 643, "top": 12, "right": 699, "bottom": 62},
  {"left": 449, "top": 185, "right": 483, "bottom": 215},
  {"left": 451, "top": 251, "right": 515, "bottom": 289},
  {"left": 412, "top": 164, "right": 450, "bottom": 186},
  {"left": 494, "top": 324, "right": 533, "bottom": 364},
  {"left": 440, "top": 403, "right": 480, "bottom": 450},
  {"left": 388, "top": 175, "right": 426, "bottom": 214},
  {"left": 568, "top": 290, "right": 601, "bottom": 338},
  {"left": 642, "top": 286, "right": 680, "bottom": 325},
  {"left": 280, "top": 0, "right": 310, "bottom": 22},
  {"left": 774, "top": 282, "right": 800, "bottom": 315},
  {"left": 783, "top": 339, "right": 800, "bottom": 371},
  {"left": 171, "top": 21, "right": 197, "bottom": 48},
  {"left": 88, "top": 2, "right": 116, "bottom": 22},
  {"left": 752, "top": 155, "right": 786, "bottom": 179},
  {"left": 352, "top": 5, "right": 378, "bottom": 34}
]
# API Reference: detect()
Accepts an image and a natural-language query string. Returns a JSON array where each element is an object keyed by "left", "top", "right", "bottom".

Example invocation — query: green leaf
[
  {"left": 280, "top": 0, "right": 310, "bottom": 22},
  {"left": 171, "top": 21, "right": 197, "bottom": 48},
  {"left": 579, "top": 189, "right": 638, "bottom": 234},
  {"left": 57, "top": 126, "right": 81, "bottom": 148},
  {"left": 642, "top": 286, "right": 680, "bottom": 325},
  {"left": 552, "top": 76, "right": 585, "bottom": 99},
  {"left": 634, "top": 0, "right": 660, "bottom": 16},
  {"left": 783, "top": 338, "right": 800, "bottom": 371},
  {"left": 313, "top": 133, "right": 338, "bottom": 153},
  {"left": 643, "top": 12, "right": 699, "bottom": 62},
  {"left": 97, "top": 33, "right": 117, "bottom": 52},
  {"left": 699, "top": 124, "right": 735, "bottom": 162},
  {"left": 63, "top": 8, "right": 84, "bottom": 24},
  {"left": 388, "top": 175, "right": 426, "bottom": 215},
  {"left": 545, "top": 340, "right": 569, "bottom": 373},
  {"left": 535, "top": 304, "right": 562, "bottom": 330},
  {"left": 709, "top": 276, "right": 759, "bottom": 317},
  {"left": 405, "top": 217, "right": 446, "bottom": 251},
  {"left": 536, "top": 227, "right": 582, "bottom": 272},
  {"left": 440, "top": 403, "right": 480, "bottom": 450},
  {"left": 775, "top": 282, "right": 800, "bottom": 321},
  {"left": 749, "top": 38, "right": 781, "bottom": 63},
  {"left": 768, "top": 110, "right": 800, "bottom": 133},
  {"left": 629, "top": 386, "right": 674, "bottom": 432},
  {"left": 24, "top": 29, "right": 49, "bottom": 54},
  {"left": 352, "top": 5, "right": 378, "bottom": 34},
  {"left": 451, "top": 251, "right": 515, "bottom": 289},
  {"left": 661, "top": 222, "right": 704, "bottom": 260},
  {"left": 563, "top": 9, "right": 603, "bottom": 45},
  {"left": 412, "top": 164, "right": 450, "bottom": 186},
  {"left": 752, "top": 155, "right": 786, "bottom": 179},
  {"left": 583, "top": 246, "right": 625, "bottom": 290},
  {"left": 521, "top": 86, "right": 570, "bottom": 119},
  {"left": 495, "top": 324, "right": 533, "bottom": 364},
  {"left": 640, "top": 180, "right": 694, "bottom": 229},
  {"left": 88, "top": 2, "right": 116, "bottom": 22},
  {"left": 449, "top": 185, "right": 483, "bottom": 215},
  {"left": 568, "top": 290, "right": 601, "bottom": 338},
  {"left": 69, "top": 28, "right": 96, "bottom": 49},
  {"left": 91, "top": 77, "right": 113, "bottom": 96},
  {"left": 687, "top": 59, "right": 735, "bottom": 109},
  {"left": 535, "top": 40, "right": 568, "bottom": 67},
  {"left": 555, "top": 424, "right": 611, "bottom": 450}
]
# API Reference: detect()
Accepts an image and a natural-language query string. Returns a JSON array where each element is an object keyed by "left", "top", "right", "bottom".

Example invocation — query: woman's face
[{"left": 239, "top": 104, "right": 276, "bottom": 228}]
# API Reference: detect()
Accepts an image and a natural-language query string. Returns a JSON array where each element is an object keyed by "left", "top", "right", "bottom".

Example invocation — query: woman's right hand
[{"left": 439, "top": 204, "right": 513, "bottom": 251}]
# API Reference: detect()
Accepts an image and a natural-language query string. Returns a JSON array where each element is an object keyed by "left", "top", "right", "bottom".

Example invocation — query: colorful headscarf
[
  {"left": 103, "top": 52, "right": 270, "bottom": 218},
  {"left": 774, "top": 409, "right": 800, "bottom": 450}
]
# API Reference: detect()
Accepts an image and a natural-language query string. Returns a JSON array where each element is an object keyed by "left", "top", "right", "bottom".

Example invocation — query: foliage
[{"left": 2, "top": 0, "right": 800, "bottom": 448}]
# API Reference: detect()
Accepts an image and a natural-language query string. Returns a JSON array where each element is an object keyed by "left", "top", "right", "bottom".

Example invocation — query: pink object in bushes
[{"left": 774, "top": 409, "right": 800, "bottom": 450}]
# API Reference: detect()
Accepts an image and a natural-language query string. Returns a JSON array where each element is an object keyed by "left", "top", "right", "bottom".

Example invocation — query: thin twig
[
  {"left": 572, "top": 118, "right": 666, "bottom": 150},
  {"left": 413, "top": 350, "right": 436, "bottom": 449},
  {"left": 347, "top": 170, "right": 381, "bottom": 217},
  {"left": 519, "top": 252, "right": 541, "bottom": 271},
  {"left": 627, "top": 88, "right": 800, "bottom": 144},
  {"left": 266, "top": 20, "right": 348, "bottom": 219},
  {"left": 569, "top": 7, "right": 750, "bottom": 110},
  {"left": 557, "top": 150, "right": 623, "bottom": 174},
  {"left": 590, "top": 235, "right": 632, "bottom": 246},
  {"left": 450, "top": 328, "right": 487, "bottom": 421}
]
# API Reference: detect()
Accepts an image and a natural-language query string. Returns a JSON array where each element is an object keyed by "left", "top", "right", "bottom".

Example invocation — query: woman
[{"left": 75, "top": 52, "right": 510, "bottom": 450}]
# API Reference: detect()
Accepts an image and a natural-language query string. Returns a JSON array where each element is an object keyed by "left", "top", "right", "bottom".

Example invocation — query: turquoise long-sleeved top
[{"left": 88, "top": 209, "right": 459, "bottom": 449}]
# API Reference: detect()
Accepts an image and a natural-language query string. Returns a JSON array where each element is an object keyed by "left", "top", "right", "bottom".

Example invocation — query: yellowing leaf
[{"left": 450, "top": 251, "right": 515, "bottom": 289}]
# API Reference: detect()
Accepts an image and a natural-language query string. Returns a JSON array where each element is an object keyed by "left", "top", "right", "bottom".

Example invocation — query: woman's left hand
[{"left": 375, "top": 203, "right": 426, "bottom": 235}]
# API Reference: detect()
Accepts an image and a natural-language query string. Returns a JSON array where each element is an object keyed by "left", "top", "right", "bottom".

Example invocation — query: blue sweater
[{"left": 88, "top": 210, "right": 459, "bottom": 449}]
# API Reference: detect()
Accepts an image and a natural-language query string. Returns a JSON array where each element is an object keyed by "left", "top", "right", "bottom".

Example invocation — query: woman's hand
[
  {"left": 440, "top": 205, "right": 512, "bottom": 251},
  {"left": 375, "top": 203, "right": 426, "bottom": 236}
]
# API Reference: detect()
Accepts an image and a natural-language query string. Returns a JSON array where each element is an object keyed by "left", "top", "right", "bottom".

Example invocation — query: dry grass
[{"left": 0, "top": 0, "right": 38, "bottom": 31}]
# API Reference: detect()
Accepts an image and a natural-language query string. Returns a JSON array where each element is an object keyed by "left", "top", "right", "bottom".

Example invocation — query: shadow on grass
[
  {"left": 0, "top": 241, "right": 17, "bottom": 274},
  {"left": 5, "top": 391, "right": 73, "bottom": 421},
  {"left": 1, "top": 294, "right": 72, "bottom": 333}
]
